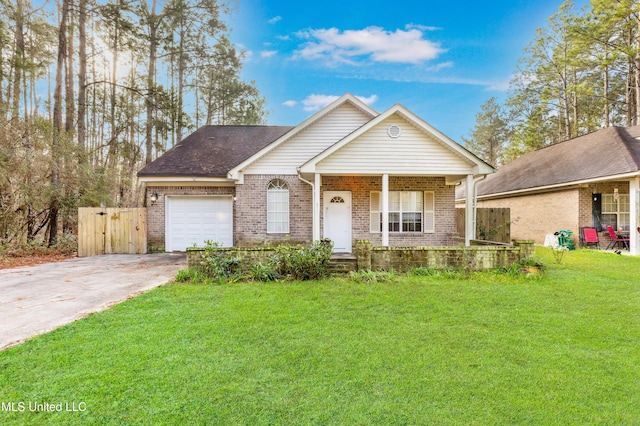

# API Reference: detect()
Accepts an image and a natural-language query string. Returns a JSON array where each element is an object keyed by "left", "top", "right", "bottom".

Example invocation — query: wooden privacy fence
[
  {"left": 78, "top": 208, "right": 147, "bottom": 256},
  {"left": 456, "top": 207, "right": 511, "bottom": 243}
]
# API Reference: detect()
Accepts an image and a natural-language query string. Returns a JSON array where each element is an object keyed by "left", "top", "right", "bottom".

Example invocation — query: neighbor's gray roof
[
  {"left": 138, "top": 125, "right": 294, "bottom": 177},
  {"left": 466, "top": 126, "right": 640, "bottom": 198}
]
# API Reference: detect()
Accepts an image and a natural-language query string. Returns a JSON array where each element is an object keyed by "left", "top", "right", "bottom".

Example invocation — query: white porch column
[
  {"left": 382, "top": 174, "right": 389, "bottom": 247},
  {"left": 630, "top": 177, "right": 639, "bottom": 255},
  {"left": 313, "top": 173, "right": 321, "bottom": 241},
  {"left": 465, "top": 174, "right": 475, "bottom": 246}
]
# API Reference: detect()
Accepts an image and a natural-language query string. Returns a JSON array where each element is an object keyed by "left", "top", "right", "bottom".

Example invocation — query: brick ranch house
[
  {"left": 138, "top": 94, "right": 494, "bottom": 253},
  {"left": 456, "top": 126, "right": 640, "bottom": 255}
]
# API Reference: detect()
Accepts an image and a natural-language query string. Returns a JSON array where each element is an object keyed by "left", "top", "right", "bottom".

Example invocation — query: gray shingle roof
[
  {"left": 137, "top": 125, "right": 294, "bottom": 178},
  {"left": 471, "top": 126, "right": 640, "bottom": 198}
]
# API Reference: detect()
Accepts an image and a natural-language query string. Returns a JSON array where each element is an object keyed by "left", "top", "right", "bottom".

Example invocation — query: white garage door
[{"left": 165, "top": 196, "right": 233, "bottom": 251}]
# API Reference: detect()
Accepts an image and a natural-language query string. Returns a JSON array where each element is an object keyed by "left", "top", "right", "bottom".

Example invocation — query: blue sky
[{"left": 226, "top": 0, "right": 590, "bottom": 142}]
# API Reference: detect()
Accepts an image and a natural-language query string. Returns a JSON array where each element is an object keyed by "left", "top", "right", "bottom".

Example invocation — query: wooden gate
[
  {"left": 78, "top": 208, "right": 147, "bottom": 256},
  {"left": 456, "top": 207, "right": 511, "bottom": 243}
]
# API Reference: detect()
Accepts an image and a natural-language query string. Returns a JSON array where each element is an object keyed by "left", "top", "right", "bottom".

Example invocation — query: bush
[
  {"left": 175, "top": 268, "right": 214, "bottom": 285},
  {"left": 272, "top": 240, "right": 333, "bottom": 280},
  {"left": 200, "top": 240, "right": 243, "bottom": 281},
  {"left": 248, "top": 262, "right": 279, "bottom": 282}
]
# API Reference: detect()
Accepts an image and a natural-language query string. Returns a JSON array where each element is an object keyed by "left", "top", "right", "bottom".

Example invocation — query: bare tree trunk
[
  {"left": 604, "top": 64, "right": 610, "bottom": 127},
  {"left": 49, "top": 0, "right": 70, "bottom": 247},
  {"left": 77, "top": 0, "right": 87, "bottom": 155},
  {"left": 145, "top": 0, "right": 158, "bottom": 164},
  {"left": 12, "top": 0, "right": 25, "bottom": 120}
]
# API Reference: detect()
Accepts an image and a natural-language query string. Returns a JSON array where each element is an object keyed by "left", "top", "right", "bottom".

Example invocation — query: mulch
[{"left": 0, "top": 253, "right": 77, "bottom": 270}]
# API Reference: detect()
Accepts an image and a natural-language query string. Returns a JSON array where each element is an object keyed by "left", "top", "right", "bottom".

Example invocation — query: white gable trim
[
  {"left": 299, "top": 104, "right": 494, "bottom": 175},
  {"left": 228, "top": 93, "right": 378, "bottom": 182}
]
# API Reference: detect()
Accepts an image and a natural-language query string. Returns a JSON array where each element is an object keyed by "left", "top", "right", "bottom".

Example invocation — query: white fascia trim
[
  {"left": 228, "top": 93, "right": 378, "bottom": 180},
  {"left": 476, "top": 172, "right": 640, "bottom": 200}
]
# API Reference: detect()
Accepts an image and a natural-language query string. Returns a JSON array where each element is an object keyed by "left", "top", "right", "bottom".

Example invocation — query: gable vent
[{"left": 387, "top": 124, "right": 402, "bottom": 138}]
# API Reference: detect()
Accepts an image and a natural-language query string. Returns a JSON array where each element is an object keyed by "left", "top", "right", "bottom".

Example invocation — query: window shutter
[
  {"left": 424, "top": 191, "right": 435, "bottom": 233},
  {"left": 370, "top": 191, "right": 381, "bottom": 233}
]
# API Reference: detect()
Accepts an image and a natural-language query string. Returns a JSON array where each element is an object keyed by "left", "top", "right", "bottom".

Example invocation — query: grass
[{"left": 1, "top": 247, "right": 640, "bottom": 424}]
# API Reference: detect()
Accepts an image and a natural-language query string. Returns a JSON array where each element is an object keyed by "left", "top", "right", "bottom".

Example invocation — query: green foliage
[
  {"left": 461, "top": 97, "right": 510, "bottom": 167},
  {"left": 200, "top": 240, "right": 243, "bottom": 281},
  {"left": 348, "top": 269, "right": 397, "bottom": 283},
  {"left": 248, "top": 262, "right": 279, "bottom": 282},
  {"left": 272, "top": 240, "right": 334, "bottom": 281},
  {"left": 175, "top": 268, "right": 211, "bottom": 284}
]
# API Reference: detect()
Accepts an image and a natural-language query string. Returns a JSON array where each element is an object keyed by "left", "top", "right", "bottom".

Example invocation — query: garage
[{"left": 165, "top": 196, "right": 233, "bottom": 251}]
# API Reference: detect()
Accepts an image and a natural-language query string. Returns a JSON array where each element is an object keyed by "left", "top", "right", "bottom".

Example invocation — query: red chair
[
  {"left": 606, "top": 226, "right": 629, "bottom": 250},
  {"left": 582, "top": 227, "right": 599, "bottom": 249}
]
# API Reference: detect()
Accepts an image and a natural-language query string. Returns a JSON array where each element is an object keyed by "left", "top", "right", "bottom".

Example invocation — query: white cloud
[
  {"left": 294, "top": 26, "right": 445, "bottom": 65},
  {"left": 268, "top": 16, "right": 282, "bottom": 24},
  {"left": 301, "top": 93, "right": 378, "bottom": 111},
  {"left": 283, "top": 100, "right": 297, "bottom": 107},
  {"left": 427, "top": 61, "right": 454, "bottom": 72},
  {"left": 260, "top": 50, "right": 278, "bottom": 58},
  {"left": 405, "top": 23, "right": 441, "bottom": 32},
  {"left": 302, "top": 94, "right": 340, "bottom": 111}
]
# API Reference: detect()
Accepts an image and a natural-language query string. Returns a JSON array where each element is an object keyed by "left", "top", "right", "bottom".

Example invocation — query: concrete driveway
[{"left": 0, "top": 253, "right": 186, "bottom": 350}]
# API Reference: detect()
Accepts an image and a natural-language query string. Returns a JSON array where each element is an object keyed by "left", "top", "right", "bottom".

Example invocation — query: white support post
[
  {"left": 465, "top": 174, "right": 474, "bottom": 246},
  {"left": 313, "top": 173, "right": 321, "bottom": 242},
  {"left": 382, "top": 174, "right": 389, "bottom": 247},
  {"left": 630, "top": 177, "right": 639, "bottom": 255}
]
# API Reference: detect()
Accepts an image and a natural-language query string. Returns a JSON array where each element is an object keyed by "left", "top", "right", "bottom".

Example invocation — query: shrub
[
  {"left": 248, "top": 262, "right": 279, "bottom": 282},
  {"left": 200, "top": 240, "right": 243, "bottom": 281},
  {"left": 272, "top": 240, "right": 333, "bottom": 280},
  {"left": 175, "top": 268, "right": 212, "bottom": 285}
]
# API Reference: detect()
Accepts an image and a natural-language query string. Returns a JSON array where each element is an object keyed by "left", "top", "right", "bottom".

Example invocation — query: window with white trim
[
  {"left": 602, "top": 193, "right": 629, "bottom": 232},
  {"left": 370, "top": 191, "right": 435, "bottom": 233},
  {"left": 267, "top": 179, "right": 289, "bottom": 233}
]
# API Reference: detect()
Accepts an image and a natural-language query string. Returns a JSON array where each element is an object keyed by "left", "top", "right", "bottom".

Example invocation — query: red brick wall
[
  {"left": 147, "top": 175, "right": 457, "bottom": 251},
  {"left": 145, "top": 185, "right": 235, "bottom": 252},
  {"left": 321, "top": 175, "right": 455, "bottom": 246},
  {"left": 235, "top": 175, "right": 313, "bottom": 246}
]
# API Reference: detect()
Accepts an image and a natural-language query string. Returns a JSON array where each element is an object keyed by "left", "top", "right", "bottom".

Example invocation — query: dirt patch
[{"left": 0, "top": 253, "right": 77, "bottom": 270}]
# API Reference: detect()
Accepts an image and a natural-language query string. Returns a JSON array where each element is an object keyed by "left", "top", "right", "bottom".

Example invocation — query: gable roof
[
  {"left": 299, "top": 103, "right": 494, "bottom": 175},
  {"left": 137, "top": 125, "right": 293, "bottom": 178},
  {"left": 473, "top": 126, "right": 640, "bottom": 198},
  {"left": 228, "top": 93, "right": 378, "bottom": 179}
]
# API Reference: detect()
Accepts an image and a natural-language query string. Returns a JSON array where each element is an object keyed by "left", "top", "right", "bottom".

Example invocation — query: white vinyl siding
[
  {"left": 370, "top": 191, "right": 434, "bottom": 233},
  {"left": 245, "top": 103, "right": 372, "bottom": 175},
  {"left": 267, "top": 179, "right": 290, "bottom": 233},
  {"left": 316, "top": 114, "right": 473, "bottom": 175}
]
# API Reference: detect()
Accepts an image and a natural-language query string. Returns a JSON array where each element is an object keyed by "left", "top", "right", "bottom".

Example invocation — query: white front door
[{"left": 323, "top": 191, "right": 352, "bottom": 253}]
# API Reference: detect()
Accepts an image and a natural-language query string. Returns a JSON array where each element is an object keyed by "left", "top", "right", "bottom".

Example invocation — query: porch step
[{"left": 328, "top": 253, "right": 358, "bottom": 273}]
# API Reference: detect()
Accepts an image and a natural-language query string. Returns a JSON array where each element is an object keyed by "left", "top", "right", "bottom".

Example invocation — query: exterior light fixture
[{"left": 150, "top": 191, "right": 158, "bottom": 203}]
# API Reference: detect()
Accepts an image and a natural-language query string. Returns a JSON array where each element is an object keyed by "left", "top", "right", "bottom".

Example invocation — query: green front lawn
[{"left": 1, "top": 248, "right": 639, "bottom": 424}]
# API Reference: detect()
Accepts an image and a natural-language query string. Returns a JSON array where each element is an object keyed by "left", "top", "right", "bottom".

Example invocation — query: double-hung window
[
  {"left": 370, "top": 191, "right": 435, "bottom": 233},
  {"left": 267, "top": 179, "right": 289, "bottom": 233},
  {"left": 602, "top": 193, "right": 630, "bottom": 232}
]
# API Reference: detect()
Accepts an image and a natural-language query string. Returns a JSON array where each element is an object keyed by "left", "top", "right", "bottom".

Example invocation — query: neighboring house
[
  {"left": 456, "top": 126, "right": 640, "bottom": 254},
  {"left": 138, "top": 94, "right": 493, "bottom": 252}
]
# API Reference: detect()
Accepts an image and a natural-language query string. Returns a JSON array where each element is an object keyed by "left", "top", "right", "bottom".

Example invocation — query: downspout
[
  {"left": 298, "top": 172, "right": 319, "bottom": 242},
  {"left": 472, "top": 175, "right": 488, "bottom": 241}
]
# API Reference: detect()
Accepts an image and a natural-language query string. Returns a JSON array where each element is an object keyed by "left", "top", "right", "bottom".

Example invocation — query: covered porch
[{"left": 299, "top": 173, "right": 486, "bottom": 252}]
